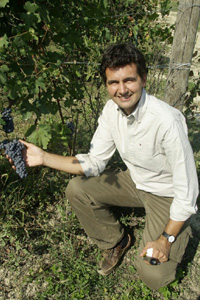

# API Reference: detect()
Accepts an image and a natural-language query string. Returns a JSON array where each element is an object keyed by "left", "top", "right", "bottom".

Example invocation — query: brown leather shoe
[{"left": 97, "top": 234, "right": 131, "bottom": 276}]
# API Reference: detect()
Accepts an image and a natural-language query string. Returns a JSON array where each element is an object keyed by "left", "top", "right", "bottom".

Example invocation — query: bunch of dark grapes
[
  {"left": 66, "top": 121, "right": 75, "bottom": 135},
  {"left": 0, "top": 139, "right": 27, "bottom": 179},
  {"left": 1, "top": 107, "right": 14, "bottom": 133}
]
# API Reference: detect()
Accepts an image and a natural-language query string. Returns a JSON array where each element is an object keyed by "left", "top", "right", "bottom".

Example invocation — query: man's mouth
[{"left": 118, "top": 94, "right": 132, "bottom": 101}]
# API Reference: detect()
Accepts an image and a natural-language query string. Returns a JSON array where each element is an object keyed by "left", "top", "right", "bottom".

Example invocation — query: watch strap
[{"left": 162, "top": 231, "right": 176, "bottom": 243}]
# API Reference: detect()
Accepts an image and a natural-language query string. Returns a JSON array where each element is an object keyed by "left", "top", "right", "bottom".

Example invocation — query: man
[{"left": 13, "top": 43, "right": 198, "bottom": 290}]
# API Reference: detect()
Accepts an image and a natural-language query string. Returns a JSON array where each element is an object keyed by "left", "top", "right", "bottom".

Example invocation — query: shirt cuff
[
  {"left": 170, "top": 200, "right": 198, "bottom": 221},
  {"left": 75, "top": 154, "right": 100, "bottom": 177}
]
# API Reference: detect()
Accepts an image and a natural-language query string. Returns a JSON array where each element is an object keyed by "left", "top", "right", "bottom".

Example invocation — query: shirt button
[{"left": 128, "top": 117, "right": 134, "bottom": 124}]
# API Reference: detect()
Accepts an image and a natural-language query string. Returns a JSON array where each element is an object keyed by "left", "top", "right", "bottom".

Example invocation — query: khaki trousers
[{"left": 65, "top": 170, "right": 191, "bottom": 290}]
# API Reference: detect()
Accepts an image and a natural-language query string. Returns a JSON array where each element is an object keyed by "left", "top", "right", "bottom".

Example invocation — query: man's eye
[
  {"left": 125, "top": 78, "right": 136, "bottom": 83},
  {"left": 109, "top": 81, "right": 118, "bottom": 85}
]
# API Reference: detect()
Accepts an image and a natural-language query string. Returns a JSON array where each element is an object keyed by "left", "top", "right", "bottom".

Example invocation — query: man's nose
[{"left": 118, "top": 82, "right": 127, "bottom": 95}]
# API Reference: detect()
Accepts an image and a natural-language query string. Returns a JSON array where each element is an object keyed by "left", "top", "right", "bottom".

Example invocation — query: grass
[{"left": 0, "top": 158, "right": 199, "bottom": 299}]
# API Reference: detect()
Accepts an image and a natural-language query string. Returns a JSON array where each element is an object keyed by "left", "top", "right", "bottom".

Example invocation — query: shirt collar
[{"left": 117, "top": 88, "right": 148, "bottom": 122}]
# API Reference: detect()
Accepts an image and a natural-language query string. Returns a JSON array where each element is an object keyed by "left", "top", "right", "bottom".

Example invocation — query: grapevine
[{"left": 66, "top": 121, "right": 75, "bottom": 135}]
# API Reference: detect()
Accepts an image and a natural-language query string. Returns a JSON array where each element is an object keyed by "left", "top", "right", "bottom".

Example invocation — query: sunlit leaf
[
  {"left": 26, "top": 124, "right": 52, "bottom": 149},
  {"left": 0, "top": 34, "right": 8, "bottom": 49},
  {"left": 24, "top": 1, "right": 39, "bottom": 13},
  {"left": 0, "top": 0, "right": 9, "bottom": 8}
]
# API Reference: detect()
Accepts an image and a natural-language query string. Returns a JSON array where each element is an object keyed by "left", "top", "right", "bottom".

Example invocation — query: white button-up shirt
[{"left": 76, "top": 89, "right": 199, "bottom": 221}]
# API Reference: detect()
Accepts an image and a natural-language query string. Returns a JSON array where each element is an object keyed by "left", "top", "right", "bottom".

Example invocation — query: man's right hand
[
  {"left": 6, "top": 140, "right": 44, "bottom": 168},
  {"left": 18, "top": 140, "right": 45, "bottom": 167}
]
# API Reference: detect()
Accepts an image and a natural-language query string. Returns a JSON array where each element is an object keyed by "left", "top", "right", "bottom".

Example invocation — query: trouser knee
[
  {"left": 65, "top": 176, "right": 81, "bottom": 200},
  {"left": 66, "top": 176, "right": 89, "bottom": 201},
  {"left": 65, "top": 176, "right": 95, "bottom": 209},
  {"left": 134, "top": 258, "right": 177, "bottom": 290}
]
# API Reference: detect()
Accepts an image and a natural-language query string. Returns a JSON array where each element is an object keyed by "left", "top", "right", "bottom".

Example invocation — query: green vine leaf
[
  {"left": 26, "top": 124, "right": 52, "bottom": 149},
  {"left": 102, "top": 0, "right": 108, "bottom": 9},
  {"left": 0, "top": 118, "right": 5, "bottom": 125},
  {"left": 35, "top": 77, "right": 46, "bottom": 94},
  {"left": 24, "top": 1, "right": 39, "bottom": 13},
  {"left": 0, "top": 0, "right": 9, "bottom": 8},
  {"left": 0, "top": 34, "right": 8, "bottom": 50}
]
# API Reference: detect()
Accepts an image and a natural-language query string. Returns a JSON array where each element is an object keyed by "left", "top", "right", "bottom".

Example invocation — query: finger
[
  {"left": 19, "top": 139, "right": 29, "bottom": 147},
  {"left": 6, "top": 155, "right": 13, "bottom": 164},
  {"left": 140, "top": 248, "right": 148, "bottom": 257},
  {"left": 140, "top": 243, "right": 152, "bottom": 257},
  {"left": 159, "top": 255, "right": 168, "bottom": 263},
  {"left": 152, "top": 249, "right": 160, "bottom": 259},
  {"left": 158, "top": 252, "right": 165, "bottom": 259}
]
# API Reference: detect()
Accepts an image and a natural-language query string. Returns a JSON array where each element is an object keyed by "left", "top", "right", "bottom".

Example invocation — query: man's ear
[{"left": 142, "top": 74, "right": 147, "bottom": 87}]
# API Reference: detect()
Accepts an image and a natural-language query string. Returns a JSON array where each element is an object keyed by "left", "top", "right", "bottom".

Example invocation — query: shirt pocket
[{"left": 130, "top": 143, "right": 165, "bottom": 173}]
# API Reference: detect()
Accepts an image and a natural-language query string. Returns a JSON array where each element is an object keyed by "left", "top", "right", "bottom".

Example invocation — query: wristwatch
[{"left": 162, "top": 231, "right": 176, "bottom": 243}]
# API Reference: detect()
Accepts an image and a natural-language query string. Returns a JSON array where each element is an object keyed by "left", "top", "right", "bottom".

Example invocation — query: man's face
[{"left": 105, "top": 63, "right": 146, "bottom": 115}]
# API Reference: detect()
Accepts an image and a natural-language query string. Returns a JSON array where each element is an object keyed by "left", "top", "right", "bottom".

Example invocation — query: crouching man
[{"left": 10, "top": 43, "right": 198, "bottom": 290}]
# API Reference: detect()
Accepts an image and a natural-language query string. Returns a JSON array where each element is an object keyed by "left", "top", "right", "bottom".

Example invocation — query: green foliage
[
  {"left": 0, "top": 0, "right": 173, "bottom": 152},
  {"left": 170, "top": 0, "right": 179, "bottom": 12},
  {"left": 158, "top": 268, "right": 185, "bottom": 300},
  {"left": 26, "top": 124, "right": 52, "bottom": 149}
]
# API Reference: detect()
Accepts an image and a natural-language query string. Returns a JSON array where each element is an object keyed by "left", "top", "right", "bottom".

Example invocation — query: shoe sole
[{"left": 97, "top": 268, "right": 114, "bottom": 276}]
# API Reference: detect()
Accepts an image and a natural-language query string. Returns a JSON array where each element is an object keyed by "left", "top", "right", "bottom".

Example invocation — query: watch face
[{"left": 168, "top": 236, "right": 175, "bottom": 243}]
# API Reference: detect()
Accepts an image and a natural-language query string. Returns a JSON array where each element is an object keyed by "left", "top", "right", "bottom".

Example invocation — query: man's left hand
[{"left": 140, "top": 236, "right": 172, "bottom": 264}]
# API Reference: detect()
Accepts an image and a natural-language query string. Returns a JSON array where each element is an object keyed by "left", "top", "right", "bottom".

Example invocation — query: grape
[
  {"left": 66, "top": 121, "right": 75, "bottom": 134},
  {"left": 0, "top": 139, "right": 27, "bottom": 179},
  {"left": 1, "top": 107, "right": 14, "bottom": 133}
]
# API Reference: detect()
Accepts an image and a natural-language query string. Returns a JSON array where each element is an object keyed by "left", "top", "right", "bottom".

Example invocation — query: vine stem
[
  {"left": 52, "top": 80, "right": 65, "bottom": 124},
  {"left": 72, "top": 111, "right": 79, "bottom": 156},
  {"left": 56, "top": 98, "right": 65, "bottom": 124}
]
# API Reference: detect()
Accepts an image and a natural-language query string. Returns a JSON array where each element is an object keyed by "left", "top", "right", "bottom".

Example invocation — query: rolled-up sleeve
[
  {"left": 162, "top": 116, "right": 199, "bottom": 221},
  {"left": 76, "top": 102, "right": 116, "bottom": 177}
]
